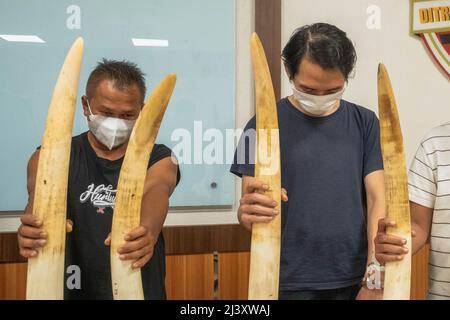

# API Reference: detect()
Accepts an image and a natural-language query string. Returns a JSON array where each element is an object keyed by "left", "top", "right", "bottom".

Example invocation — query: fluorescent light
[
  {"left": 0, "top": 35, "right": 45, "bottom": 43},
  {"left": 132, "top": 38, "right": 169, "bottom": 47}
]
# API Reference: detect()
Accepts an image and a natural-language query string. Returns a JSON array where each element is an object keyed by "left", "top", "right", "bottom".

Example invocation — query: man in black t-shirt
[{"left": 18, "top": 59, "right": 180, "bottom": 299}]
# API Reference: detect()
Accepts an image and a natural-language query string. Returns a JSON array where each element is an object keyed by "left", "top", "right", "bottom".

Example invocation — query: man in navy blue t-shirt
[{"left": 231, "top": 23, "right": 385, "bottom": 300}]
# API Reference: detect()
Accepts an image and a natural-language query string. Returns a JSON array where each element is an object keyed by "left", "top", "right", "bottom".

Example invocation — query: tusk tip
[
  {"left": 378, "top": 63, "right": 387, "bottom": 76},
  {"left": 74, "top": 37, "right": 84, "bottom": 46},
  {"left": 251, "top": 32, "right": 260, "bottom": 44}
]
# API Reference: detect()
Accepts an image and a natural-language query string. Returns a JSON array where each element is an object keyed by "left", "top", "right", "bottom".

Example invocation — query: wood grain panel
[
  {"left": 0, "top": 255, "right": 216, "bottom": 300},
  {"left": 0, "top": 228, "right": 431, "bottom": 300},
  {"left": 411, "top": 244, "right": 429, "bottom": 300},
  {"left": 0, "top": 262, "right": 27, "bottom": 300},
  {"left": 165, "top": 254, "right": 214, "bottom": 300},
  {"left": 0, "top": 232, "right": 26, "bottom": 263},
  {"left": 255, "top": 0, "right": 282, "bottom": 101},
  {"left": 163, "top": 225, "right": 250, "bottom": 255},
  {"left": 218, "top": 251, "right": 250, "bottom": 300}
]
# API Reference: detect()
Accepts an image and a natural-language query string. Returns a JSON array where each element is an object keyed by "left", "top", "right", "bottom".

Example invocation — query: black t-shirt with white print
[{"left": 60, "top": 131, "right": 180, "bottom": 300}]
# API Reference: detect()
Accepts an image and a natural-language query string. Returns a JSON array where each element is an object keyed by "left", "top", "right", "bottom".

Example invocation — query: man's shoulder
[
  {"left": 342, "top": 100, "right": 377, "bottom": 119},
  {"left": 151, "top": 143, "right": 172, "bottom": 155},
  {"left": 422, "top": 122, "right": 450, "bottom": 140},
  {"left": 420, "top": 122, "right": 450, "bottom": 151},
  {"left": 342, "top": 100, "right": 379, "bottom": 135},
  {"left": 149, "top": 143, "right": 176, "bottom": 167},
  {"left": 66, "top": 131, "right": 88, "bottom": 151},
  {"left": 72, "top": 131, "right": 88, "bottom": 142},
  {"left": 36, "top": 131, "right": 88, "bottom": 151}
]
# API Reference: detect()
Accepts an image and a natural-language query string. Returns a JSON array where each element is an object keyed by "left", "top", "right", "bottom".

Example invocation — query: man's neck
[{"left": 87, "top": 131, "right": 128, "bottom": 161}]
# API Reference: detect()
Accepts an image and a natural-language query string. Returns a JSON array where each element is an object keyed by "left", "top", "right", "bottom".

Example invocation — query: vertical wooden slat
[
  {"left": 218, "top": 252, "right": 250, "bottom": 300},
  {"left": 255, "top": 0, "right": 282, "bottom": 101},
  {"left": 0, "top": 262, "right": 27, "bottom": 300},
  {"left": 165, "top": 254, "right": 214, "bottom": 300},
  {"left": 411, "top": 245, "right": 429, "bottom": 300},
  {"left": 0, "top": 232, "right": 26, "bottom": 263}
]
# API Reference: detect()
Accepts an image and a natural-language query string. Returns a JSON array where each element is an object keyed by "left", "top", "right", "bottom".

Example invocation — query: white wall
[{"left": 282, "top": 0, "right": 450, "bottom": 164}]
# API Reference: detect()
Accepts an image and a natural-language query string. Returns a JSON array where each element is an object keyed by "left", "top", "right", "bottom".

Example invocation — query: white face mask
[
  {"left": 86, "top": 99, "right": 136, "bottom": 150},
  {"left": 292, "top": 85, "right": 345, "bottom": 116}
]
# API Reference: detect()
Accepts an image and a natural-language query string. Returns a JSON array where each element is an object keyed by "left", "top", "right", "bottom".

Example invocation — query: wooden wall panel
[
  {"left": 165, "top": 254, "right": 214, "bottom": 300},
  {"left": 0, "top": 255, "right": 217, "bottom": 300},
  {"left": 163, "top": 225, "right": 250, "bottom": 255},
  {"left": 255, "top": 0, "right": 282, "bottom": 101},
  {"left": 218, "top": 251, "right": 250, "bottom": 300},
  {"left": 0, "top": 227, "right": 431, "bottom": 300},
  {"left": 411, "top": 244, "right": 429, "bottom": 300},
  {"left": 0, "top": 232, "right": 25, "bottom": 263},
  {"left": 0, "top": 262, "right": 27, "bottom": 300}
]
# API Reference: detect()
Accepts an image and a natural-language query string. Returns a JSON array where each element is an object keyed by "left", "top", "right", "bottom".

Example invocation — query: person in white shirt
[{"left": 375, "top": 122, "right": 450, "bottom": 299}]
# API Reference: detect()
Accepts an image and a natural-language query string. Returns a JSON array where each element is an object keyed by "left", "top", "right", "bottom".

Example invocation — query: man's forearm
[
  {"left": 367, "top": 199, "right": 385, "bottom": 264},
  {"left": 140, "top": 187, "right": 170, "bottom": 243},
  {"left": 411, "top": 222, "right": 428, "bottom": 255}
]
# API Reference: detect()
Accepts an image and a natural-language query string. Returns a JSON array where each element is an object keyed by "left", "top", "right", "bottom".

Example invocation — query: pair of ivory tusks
[{"left": 26, "top": 37, "right": 176, "bottom": 300}]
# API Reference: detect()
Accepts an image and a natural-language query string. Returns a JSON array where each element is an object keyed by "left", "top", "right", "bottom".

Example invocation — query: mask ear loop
[{"left": 86, "top": 99, "right": 95, "bottom": 116}]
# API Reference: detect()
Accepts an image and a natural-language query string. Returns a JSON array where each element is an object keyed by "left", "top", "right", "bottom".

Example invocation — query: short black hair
[
  {"left": 281, "top": 23, "right": 357, "bottom": 81},
  {"left": 86, "top": 59, "right": 146, "bottom": 101}
]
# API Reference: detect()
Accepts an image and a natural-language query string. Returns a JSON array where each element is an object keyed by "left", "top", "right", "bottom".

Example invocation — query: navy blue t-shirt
[{"left": 230, "top": 97, "right": 384, "bottom": 291}]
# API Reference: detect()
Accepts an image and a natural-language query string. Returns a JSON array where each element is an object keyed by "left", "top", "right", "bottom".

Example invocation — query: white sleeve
[{"left": 408, "top": 144, "right": 437, "bottom": 209}]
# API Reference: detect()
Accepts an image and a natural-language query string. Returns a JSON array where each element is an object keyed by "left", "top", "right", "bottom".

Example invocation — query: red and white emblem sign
[{"left": 411, "top": 0, "right": 450, "bottom": 77}]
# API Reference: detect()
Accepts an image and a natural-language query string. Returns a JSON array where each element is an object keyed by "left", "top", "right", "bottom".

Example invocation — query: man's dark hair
[
  {"left": 281, "top": 23, "right": 357, "bottom": 81},
  {"left": 86, "top": 59, "right": 146, "bottom": 101}
]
